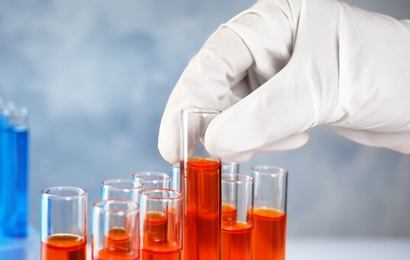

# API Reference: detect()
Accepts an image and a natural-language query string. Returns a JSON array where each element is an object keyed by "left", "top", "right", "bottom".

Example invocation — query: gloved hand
[{"left": 158, "top": 0, "right": 410, "bottom": 163}]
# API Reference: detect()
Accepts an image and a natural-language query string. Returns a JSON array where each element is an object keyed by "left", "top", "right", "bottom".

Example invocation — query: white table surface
[
  {"left": 286, "top": 237, "right": 410, "bottom": 260},
  {"left": 1, "top": 230, "right": 409, "bottom": 260},
  {"left": 0, "top": 227, "right": 40, "bottom": 260}
]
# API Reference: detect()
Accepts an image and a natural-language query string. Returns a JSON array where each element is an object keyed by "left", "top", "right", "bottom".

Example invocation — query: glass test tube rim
[
  {"left": 132, "top": 172, "right": 171, "bottom": 184},
  {"left": 251, "top": 165, "right": 288, "bottom": 177},
  {"left": 41, "top": 186, "right": 87, "bottom": 199},
  {"left": 140, "top": 188, "right": 184, "bottom": 201},
  {"left": 93, "top": 199, "right": 140, "bottom": 214},
  {"left": 102, "top": 178, "right": 144, "bottom": 192},
  {"left": 222, "top": 173, "right": 254, "bottom": 184},
  {"left": 181, "top": 107, "right": 221, "bottom": 115}
]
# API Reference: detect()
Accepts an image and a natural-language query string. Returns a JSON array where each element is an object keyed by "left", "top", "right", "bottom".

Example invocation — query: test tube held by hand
[
  {"left": 180, "top": 108, "right": 222, "bottom": 260},
  {"left": 40, "top": 186, "right": 87, "bottom": 260},
  {"left": 251, "top": 166, "right": 288, "bottom": 260}
]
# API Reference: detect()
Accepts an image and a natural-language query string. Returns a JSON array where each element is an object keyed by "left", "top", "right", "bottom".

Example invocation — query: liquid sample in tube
[
  {"left": 142, "top": 211, "right": 181, "bottom": 260},
  {"left": 1, "top": 105, "right": 29, "bottom": 238},
  {"left": 222, "top": 203, "right": 237, "bottom": 222},
  {"left": 95, "top": 227, "right": 138, "bottom": 260},
  {"left": 41, "top": 233, "right": 87, "bottom": 260},
  {"left": 221, "top": 204, "right": 252, "bottom": 260},
  {"left": 222, "top": 221, "right": 252, "bottom": 260},
  {"left": 183, "top": 157, "right": 221, "bottom": 260},
  {"left": 252, "top": 208, "right": 287, "bottom": 260}
]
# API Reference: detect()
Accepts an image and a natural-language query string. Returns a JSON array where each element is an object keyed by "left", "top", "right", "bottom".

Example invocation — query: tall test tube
[
  {"left": 180, "top": 107, "right": 221, "bottom": 260},
  {"left": 0, "top": 103, "right": 29, "bottom": 238}
]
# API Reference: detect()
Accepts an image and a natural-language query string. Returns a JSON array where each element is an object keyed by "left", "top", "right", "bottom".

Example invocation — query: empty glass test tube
[
  {"left": 180, "top": 107, "right": 222, "bottom": 260},
  {"left": 251, "top": 166, "right": 288, "bottom": 260},
  {"left": 101, "top": 178, "right": 143, "bottom": 202},
  {"left": 221, "top": 173, "right": 254, "bottom": 260},
  {"left": 92, "top": 199, "right": 140, "bottom": 260},
  {"left": 169, "top": 163, "right": 181, "bottom": 192},
  {"left": 40, "top": 186, "right": 87, "bottom": 260},
  {"left": 221, "top": 160, "right": 239, "bottom": 174},
  {"left": 132, "top": 171, "right": 170, "bottom": 190}
]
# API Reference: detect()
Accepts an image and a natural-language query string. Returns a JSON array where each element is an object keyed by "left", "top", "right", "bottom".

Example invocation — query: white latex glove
[{"left": 158, "top": 0, "right": 410, "bottom": 163}]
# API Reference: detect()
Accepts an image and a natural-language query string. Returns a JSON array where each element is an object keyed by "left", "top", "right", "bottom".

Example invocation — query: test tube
[
  {"left": 140, "top": 188, "right": 183, "bottom": 260},
  {"left": 132, "top": 171, "right": 170, "bottom": 190},
  {"left": 221, "top": 160, "right": 239, "bottom": 174},
  {"left": 0, "top": 103, "right": 29, "bottom": 238},
  {"left": 92, "top": 199, "right": 140, "bottom": 260},
  {"left": 169, "top": 163, "right": 181, "bottom": 191},
  {"left": 221, "top": 173, "right": 254, "bottom": 260},
  {"left": 40, "top": 186, "right": 87, "bottom": 260},
  {"left": 251, "top": 166, "right": 288, "bottom": 260},
  {"left": 180, "top": 107, "right": 222, "bottom": 260},
  {"left": 0, "top": 101, "right": 9, "bottom": 238},
  {"left": 101, "top": 178, "right": 143, "bottom": 202}
]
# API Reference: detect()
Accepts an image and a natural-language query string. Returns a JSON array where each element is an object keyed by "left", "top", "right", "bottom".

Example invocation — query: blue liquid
[
  {"left": 0, "top": 115, "right": 10, "bottom": 238},
  {"left": 0, "top": 123, "right": 29, "bottom": 238}
]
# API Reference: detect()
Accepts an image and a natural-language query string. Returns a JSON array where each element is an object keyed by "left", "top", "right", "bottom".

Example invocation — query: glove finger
[
  {"left": 214, "top": 132, "right": 310, "bottom": 163},
  {"left": 204, "top": 63, "right": 316, "bottom": 159}
]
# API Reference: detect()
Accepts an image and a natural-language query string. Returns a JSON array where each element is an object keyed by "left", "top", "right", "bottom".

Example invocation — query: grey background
[{"left": 0, "top": 0, "right": 409, "bottom": 238}]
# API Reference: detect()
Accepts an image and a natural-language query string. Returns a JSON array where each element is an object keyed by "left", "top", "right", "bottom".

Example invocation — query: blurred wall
[{"left": 0, "top": 0, "right": 409, "bottom": 237}]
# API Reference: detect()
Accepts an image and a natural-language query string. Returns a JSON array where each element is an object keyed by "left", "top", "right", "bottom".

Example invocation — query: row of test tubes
[
  {"left": 40, "top": 108, "right": 288, "bottom": 260},
  {"left": 40, "top": 166, "right": 287, "bottom": 260},
  {"left": 0, "top": 98, "right": 29, "bottom": 239}
]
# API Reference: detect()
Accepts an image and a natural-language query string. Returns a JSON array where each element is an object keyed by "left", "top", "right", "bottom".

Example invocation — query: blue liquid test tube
[
  {"left": 0, "top": 100, "right": 10, "bottom": 238},
  {"left": 0, "top": 102, "right": 29, "bottom": 238}
]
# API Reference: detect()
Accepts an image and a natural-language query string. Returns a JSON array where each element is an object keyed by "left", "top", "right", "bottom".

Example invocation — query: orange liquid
[
  {"left": 222, "top": 222, "right": 252, "bottom": 260},
  {"left": 144, "top": 211, "right": 168, "bottom": 244},
  {"left": 142, "top": 247, "right": 181, "bottom": 260},
  {"left": 142, "top": 211, "right": 182, "bottom": 260},
  {"left": 95, "top": 227, "right": 139, "bottom": 260},
  {"left": 252, "top": 208, "right": 287, "bottom": 260},
  {"left": 182, "top": 157, "right": 221, "bottom": 260},
  {"left": 222, "top": 204, "right": 237, "bottom": 222},
  {"left": 41, "top": 233, "right": 87, "bottom": 260}
]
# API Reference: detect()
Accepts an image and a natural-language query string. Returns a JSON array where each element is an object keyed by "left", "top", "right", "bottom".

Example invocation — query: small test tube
[
  {"left": 132, "top": 171, "right": 170, "bottom": 190},
  {"left": 40, "top": 186, "right": 87, "bottom": 260},
  {"left": 251, "top": 166, "right": 288, "bottom": 260},
  {"left": 140, "top": 188, "right": 183, "bottom": 260},
  {"left": 221, "top": 160, "right": 239, "bottom": 174},
  {"left": 92, "top": 199, "right": 140, "bottom": 260},
  {"left": 101, "top": 178, "right": 143, "bottom": 202},
  {"left": 169, "top": 163, "right": 181, "bottom": 191},
  {"left": 221, "top": 173, "right": 254, "bottom": 260}
]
